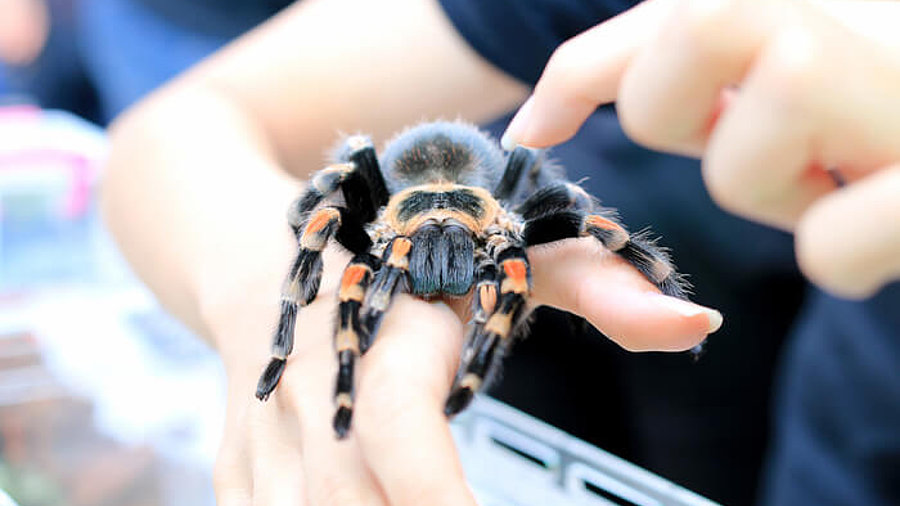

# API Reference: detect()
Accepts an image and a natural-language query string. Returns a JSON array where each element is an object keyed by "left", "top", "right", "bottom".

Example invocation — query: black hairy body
[{"left": 255, "top": 121, "right": 694, "bottom": 438}]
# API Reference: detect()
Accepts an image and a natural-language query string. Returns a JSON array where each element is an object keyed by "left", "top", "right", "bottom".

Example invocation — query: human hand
[
  {"left": 501, "top": 0, "right": 900, "bottom": 299},
  {"left": 0, "top": 0, "right": 47, "bottom": 65},
  {"left": 210, "top": 237, "right": 720, "bottom": 505}
]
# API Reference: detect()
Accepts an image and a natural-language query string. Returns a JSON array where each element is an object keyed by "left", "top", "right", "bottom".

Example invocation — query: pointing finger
[{"left": 501, "top": 0, "right": 672, "bottom": 149}]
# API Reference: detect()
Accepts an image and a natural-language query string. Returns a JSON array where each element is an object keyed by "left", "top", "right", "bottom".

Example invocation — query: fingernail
[
  {"left": 501, "top": 96, "right": 534, "bottom": 151},
  {"left": 705, "top": 309, "right": 724, "bottom": 334},
  {"left": 653, "top": 295, "right": 724, "bottom": 334}
]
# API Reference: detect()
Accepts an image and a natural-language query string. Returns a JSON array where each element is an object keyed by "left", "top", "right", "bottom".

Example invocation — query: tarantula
[{"left": 255, "top": 121, "right": 691, "bottom": 438}]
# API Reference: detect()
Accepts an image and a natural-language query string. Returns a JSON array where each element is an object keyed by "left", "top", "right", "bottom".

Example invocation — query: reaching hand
[{"left": 502, "top": 0, "right": 900, "bottom": 298}]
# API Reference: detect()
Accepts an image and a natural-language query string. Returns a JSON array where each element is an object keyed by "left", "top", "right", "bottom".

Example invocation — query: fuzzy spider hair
[{"left": 255, "top": 121, "right": 695, "bottom": 438}]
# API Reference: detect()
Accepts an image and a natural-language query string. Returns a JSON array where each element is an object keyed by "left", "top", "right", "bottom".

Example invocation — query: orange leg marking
[
  {"left": 340, "top": 265, "right": 369, "bottom": 291},
  {"left": 301, "top": 208, "right": 341, "bottom": 250},
  {"left": 501, "top": 259, "right": 529, "bottom": 294},
  {"left": 339, "top": 264, "right": 371, "bottom": 302},
  {"left": 478, "top": 284, "right": 498, "bottom": 314},
  {"left": 585, "top": 215, "right": 625, "bottom": 232},
  {"left": 387, "top": 237, "right": 413, "bottom": 269},
  {"left": 391, "top": 237, "right": 412, "bottom": 258},
  {"left": 305, "top": 208, "right": 341, "bottom": 235}
]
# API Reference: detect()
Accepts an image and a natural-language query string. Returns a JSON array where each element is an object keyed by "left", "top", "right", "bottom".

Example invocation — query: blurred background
[
  {"left": 0, "top": 100, "right": 228, "bottom": 506},
  {"left": 0, "top": 0, "right": 255, "bottom": 504}
]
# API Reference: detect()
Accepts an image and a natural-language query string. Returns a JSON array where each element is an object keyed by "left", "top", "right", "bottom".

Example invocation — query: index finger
[
  {"left": 528, "top": 238, "right": 721, "bottom": 352},
  {"left": 354, "top": 296, "right": 478, "bottom": 506},
  {"left": 501, "top": 0, "right": 672, "bottom": 149}
]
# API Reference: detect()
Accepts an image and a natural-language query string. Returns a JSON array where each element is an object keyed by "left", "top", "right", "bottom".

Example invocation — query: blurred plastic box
[
  {"left": 456, "top": 398, "right": 719, "bottom": 506},
  {"left": 0, "top": 105, "right": 123, "bottom": 291}
]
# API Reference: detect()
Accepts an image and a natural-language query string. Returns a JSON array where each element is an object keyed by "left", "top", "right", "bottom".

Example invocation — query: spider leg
[
  {"left": 336, "top": 135, "right": 390, "bottom": 223},
  {"left": 494, "top": 146, "right": 542, "bottom": 200},
  {"left": 494, "top": 145, "right": 569, "bottom": 205},
  {"left": 519, "top": 184, "right": 703, "bottom": 356},
  {"left": 286, "top": 163, "right": 355, "bottom": 235},
  {"left": 359, "top": 236, "right": 412, "bottom": 354},
  {"left": 445, "top": 245, "right": 531, "bottom": 416},
  {"left": 471, "top": 251, "right": 499, "bottom": 325},
  {"left": 458, "top": 252, "right": 499, "bottom": 372},
  {"left": 514, "top": 182, "right": 593, "bottom": 222},
  {"left": 517, "top": 182, "right": 689, "bottom": 298},
  {"left": 288, "top": 135, "right": 389, "bottom": 229},
  {"left": 257, "top": 137, "right": 389, "bottom": 401},
  {"left": 332, "top": 252, "right": 380, "bottom": 438},
  {"left": 256, "top": 205, "right": 373, "bottom": 401},
  {"left": 330, "top": 236, "right": 411, "bottom": 438}
]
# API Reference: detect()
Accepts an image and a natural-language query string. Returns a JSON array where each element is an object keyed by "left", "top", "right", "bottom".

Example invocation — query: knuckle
[
  {"left": 618, "top": 0, "right": 739, "bottom": 148},
  {"left": 617, "top": 99, "right": 665, "bottom": 150},
  {"left": 543, "top": 40, "right": 601, "bottom": 105},
  {"left": 615, "top": 70, "right": 682, "bottom": 151},
  {"left": 756, "top": 27, "right": 822, "bottom": 108},
  {"left": 676, "top": 0, "right": 741, "bottom": 40},
  {"left": 546, "top": 40, "right": 578, "bottom": 77},
  {"left": 795, "top": 210, "right": 871, "bottom": 299},
  {"left": 356, "top": 368, "right": 412, "bottom": 432},
  {"left": 701, "top": 148, "right": 799, "bottom": 228},
  {"left": 363, "top": 339, "right": 413, "bottom": 387},
  {"left": 700, "top": 157, "right": 753, "bottom": 217}
]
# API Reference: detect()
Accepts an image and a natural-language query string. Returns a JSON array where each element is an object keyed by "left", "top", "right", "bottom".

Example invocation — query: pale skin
[
  {"left": 0, "top": 0, "right": 48, "bottom": 65},
  {"left": 101, "top": 0, "right": 896, "bottom": 505},
  {"left": 502, "top": 0, "right": 900, "bottom": 299}
]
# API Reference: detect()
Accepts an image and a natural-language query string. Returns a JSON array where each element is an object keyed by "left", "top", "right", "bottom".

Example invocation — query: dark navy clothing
[
  {"left": 132, "top": 0, "right": 291, "bottom": 39},
  {"left": 763, "top": 286, "right": 900, "bottom": 506},
  {"left": 440, "top": 0, "right": 635, "bottom": 84},
  {"left": 440, "top": 1, "right": 900, "bottom": 504}
]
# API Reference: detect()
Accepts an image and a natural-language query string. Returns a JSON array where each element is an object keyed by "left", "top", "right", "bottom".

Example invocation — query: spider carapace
[{"left": 255, "top": 121, "right": 692, "bottom": 438}]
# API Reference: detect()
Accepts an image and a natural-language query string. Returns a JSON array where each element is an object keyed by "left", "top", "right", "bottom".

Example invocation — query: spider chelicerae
[{"left": 255, "top": 121, "right": 693, "bottom": 438}]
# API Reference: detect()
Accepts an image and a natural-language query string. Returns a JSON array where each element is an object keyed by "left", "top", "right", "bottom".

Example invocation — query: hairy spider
[{"left": 255, "top": 121, "right": 694, "bottom": 438}]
